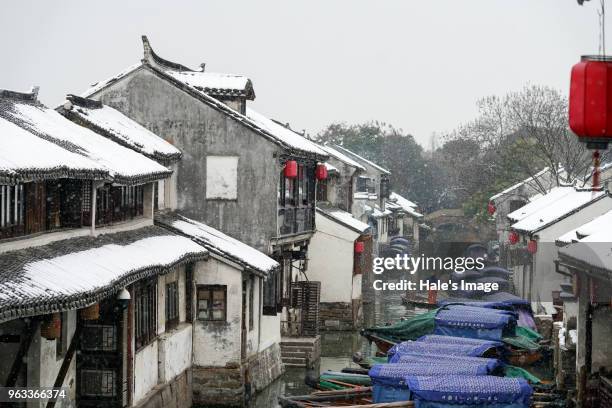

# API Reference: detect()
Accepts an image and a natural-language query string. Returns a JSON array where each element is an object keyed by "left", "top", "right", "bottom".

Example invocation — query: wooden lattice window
[
  {"left": 165, "top": 281, "right": 179, "bottom": 331},
  {"left": 197, "top": 285, "right": 227, "bottom": 322},
  {"left": 134, "top": 278, "right": 157, "bottom": 350}
]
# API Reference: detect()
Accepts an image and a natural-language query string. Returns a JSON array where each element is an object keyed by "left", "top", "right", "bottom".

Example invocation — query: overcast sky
[{"left": 0, "top": 1, "right": 606, "bottom": 147}]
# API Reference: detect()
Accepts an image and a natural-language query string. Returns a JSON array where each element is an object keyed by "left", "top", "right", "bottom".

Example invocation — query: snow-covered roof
[
  {"left": 0, "top": 96, "right": 109, "bottom": 184},
  {"left": 164, "top": 70, "right": 254, "bottom": 100},
  {"left": 0, "top": 92, "right": 172, "bottom": 186},
  {"left": 317, "top": 204, "right": 371, "bottom": 233},
  {"left": 82, "top": 37, "right": 326, "bottom": 160},
  {"left": 510, "top": 187, "right": 609, "bottom": 234},
  {"left": 82, "top": 63, "right": 142, "bottom": 98},
  {"left": 354, "top": 192, "right": 378, "bottom": 200},
  {"left": 559, "top": 226, "right": 612, "bottom": 275},
  {"left": 324, "top": 162, "right": 339, "bottom": 173},
  {"left": 365, "top": 204, "right": 392, "bottom": 218},
  {"left": 390, "top": 192, "right": 417, "bottom": 209},
  {"left": 0, "top": 226, "right": 207, "bottom": 323},
  {"left": 156, "top": 213, "right": 278, "bottom": 276},
  {"left": 557, "top": 210, "right": 612, "bottom": 244},
  {"left": 319, "top": 144, "right": 367, "bottom": 171},
  {"left": 245, "top": 108, "right": 328, "bottom": 157},
  {"left": 490, "top": 168, "right": 552, "bottom": 202},
  {"left": 331, "top": 144, "right": 390, "bottom": 175},
  {"left": 387, "top": 191, "right": 423, "bottom": 218},
  {"left": 62, "top": 95, "right": 182, "bottom": 164}
]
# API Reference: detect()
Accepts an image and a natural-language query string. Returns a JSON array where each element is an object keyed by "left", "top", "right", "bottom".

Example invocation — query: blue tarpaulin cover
[
  {"left": 388, "top": 341, "right": 497, "bottom": 362},
  {"left": 370, "top": 363, "right": 491, "bottom": 384},
  {"left": 392, "top": 353, "right": 502, "bottom": 373},
  {"left": 434, "top": 305, "right": 517, "bottom": 341},
  {"left": 369, "top": 363, "right": 494, "bottom": 404},
  {"left": 417, "top": 335, "right": 504, "bottom": 349},
  {"left": 405, "top": 375, "right": 532, "bottom": 407}
]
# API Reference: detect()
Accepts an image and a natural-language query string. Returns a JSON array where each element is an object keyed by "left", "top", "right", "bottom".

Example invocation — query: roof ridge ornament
[{"left": 141, "top": 34, "right": 194, "bottom": 72}]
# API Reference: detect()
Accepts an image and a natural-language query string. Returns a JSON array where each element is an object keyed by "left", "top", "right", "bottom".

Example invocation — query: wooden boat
[
  {"left": 306, "top": 371, "right": 371, "bottom": 391},
  {"left": 400, "top": 295, "right": 438, "bottom": 309},
  {"left": 361, "top": 333, "right": 396, "bottom": 355},
  {"left": 278, "top": 387, "right": 413, "bottom": 407}
]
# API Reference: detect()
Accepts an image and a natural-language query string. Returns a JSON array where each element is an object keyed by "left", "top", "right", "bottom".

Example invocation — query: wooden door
[
  {"left": 24, "top": 182, "right": 46, "bottom": 234},
  {"left": 77, "top": 300, "right": 125, "bottom": 408}
]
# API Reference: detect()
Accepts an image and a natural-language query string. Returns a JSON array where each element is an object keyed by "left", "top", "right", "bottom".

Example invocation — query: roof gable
[{"left": 62, "top": 95, "right": 182, "bottom": 164}]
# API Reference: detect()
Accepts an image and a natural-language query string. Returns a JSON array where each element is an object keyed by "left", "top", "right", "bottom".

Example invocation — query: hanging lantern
[
  {"left": 40, "top": 313, "right": 61, "bottom": 340},
  {"left": 80, "top": 303, "right": 100, "bottom": 320},
  {"left": 315, "top": 163, "right": 328, "bottom": 181},
  {"left": 487, "top": 201, "right": 496, "bottom": 216},
  {"left": 569, "top": 55, "right": 612, "bottom": 149},
  {"left": 284, "top": 160, "right": 298, "bottom": 178},
  {"left": 508, "top": 230, "right": 520, "bottom": 245},
  {"left": 354, "top": 241, "right": 365, "bottom": 254},
  {"left": 527, "top": 239, "right": 538, "bottom": 254}
]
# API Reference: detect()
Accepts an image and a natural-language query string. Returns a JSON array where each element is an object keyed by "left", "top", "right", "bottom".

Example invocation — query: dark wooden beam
[
  {"left": 5, "top": 319, "right": 38, "bottom": 387},
  {"left": 46, "top": 325, "right": 81, "bottom": 408}
]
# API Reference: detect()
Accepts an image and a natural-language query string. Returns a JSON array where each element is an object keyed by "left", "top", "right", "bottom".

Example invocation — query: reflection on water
[{"left": 252, "top": 271, "right": 425, "bottom": 407}]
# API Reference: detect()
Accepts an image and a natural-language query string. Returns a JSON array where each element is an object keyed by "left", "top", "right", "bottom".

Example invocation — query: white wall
[
  {"left": 531, "top": 196, "right": 612, "bottom": 312},
  {"left": 260, "top": 313, "right": 281, "bottom": 351},
  {"left": 192, "top": 258, "right": 243, "bottom": 366},
  {"left": 134, "top": 341, "right": 158, "bottom": 403},
  {"left": 158, "top": 324, "right": 192, "bottom": 383},
  {"left": 309, "top": 214, "right": 360, "bottom": 303}
]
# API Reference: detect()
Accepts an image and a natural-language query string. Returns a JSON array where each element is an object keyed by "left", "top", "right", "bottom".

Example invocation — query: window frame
[
  {"left": 196, "top": 285, "right": 227, "bottom": 322},
  {"left": 165, "top": 280, "right": 179, "bottom": 331},
  {"left": 134, "top": 278, "right": 158, "bottom": 351}
]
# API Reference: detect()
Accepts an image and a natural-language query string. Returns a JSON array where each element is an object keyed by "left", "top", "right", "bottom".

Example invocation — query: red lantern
[
  {"left": 508, "top": 230, "right": 519, "bottom": 245},
  {"left": 569, "top": 55, "right": 612, "bottom": 149},
  {"left": 315, "top": 163, "right": 328, "bottom": 181},
  {"left": 354, "top": 241, "right": 365, "bottom": 254},
  {"left": 527, "top": 239, "right": 537, "bottom": 254},
  {"left": 284, "top": 160, "right": 297, "bottom": 178},
  {"left": 487, "top": 201, "right": 496, "bottom": 216}
]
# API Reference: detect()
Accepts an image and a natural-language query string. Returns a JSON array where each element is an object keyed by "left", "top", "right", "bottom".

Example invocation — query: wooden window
[
  {"left": 278, "top": 162, "right": 316, "bottom": 236},
  {"left": 197, "top": 285, "right": 227, "bottom": 321},
  {"left": 185, "top": 264, "right": 194, "bottom": 323},
  {"left": 80, "top": 369, "right": 117, "bottom": 397},
  {"left": 249, "top": 276, "right": 255, "bottom": 331},
  {"left": 263, "top": 271, "right": 278, "bottom": 316},
  {"left": 509, "top": 199, "right": 526, "bottom": 213},
  {"left": 165, "top": 281, "right": 179, "bottom": 331},
  {"left": 0, "top": 184, "right": 25, "bottom": 239},
  {"left": 316, "top": 179, "right": 328, "bottom": 202},
  {"left": 134, "top": 279, "right": 157, "bottom": 350}
]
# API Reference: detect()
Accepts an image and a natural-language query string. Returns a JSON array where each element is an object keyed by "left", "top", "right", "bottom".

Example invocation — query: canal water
[{"left": 252, "top": 269, "right": 425, "bottom": 407}]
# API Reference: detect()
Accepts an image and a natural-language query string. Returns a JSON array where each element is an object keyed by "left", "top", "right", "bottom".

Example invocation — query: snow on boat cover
[{"left": 388, "top": 341, "right": 499, "bottom": 362}]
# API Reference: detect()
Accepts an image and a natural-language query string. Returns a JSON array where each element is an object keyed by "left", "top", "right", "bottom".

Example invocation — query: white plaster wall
[
  {"left": 134, "top": 341, "right": 158, "bottom": 404},
  {"left": 592, "top": 306, "right": 612, "bottom": 371},
  {"left": 158, "top": 323, "right": 192, "bottom": 383},
  {"left": 309, "top": 214, "right": 360, "bottom": 303},
  {"left": 533, "top": 197, "right": 612, "bottom": 312},
  {"left": 260, "top": 314, "right": 281, "bottom": 351},
  {"left": 246, "top": 276, "right": 261, "bottom": 358},
  {"left": 164, "top": 164, "right": 179, "bottom": 210},
  {"left": 352, "top": 274, "right": 362, "bottom": 301},
  {"left": 192, "top": 258, "right": 243, "bottom": 366}
]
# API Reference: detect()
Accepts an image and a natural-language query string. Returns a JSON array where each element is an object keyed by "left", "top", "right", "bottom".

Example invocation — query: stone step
[
  {"left": 281, "top": 356, "right": 307, "bottom": 365},
  {"left": 281, "top": 350, "right": 307, "bottom": 358},
  {"left": 281, "top": 344, "right": 314, "bottom": 352},
  {"left": 281, "top": 339, "right": 318, "bottom": 347},
  {"left": 283, "top": 362, "right": 308, "bottom": 367}
]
